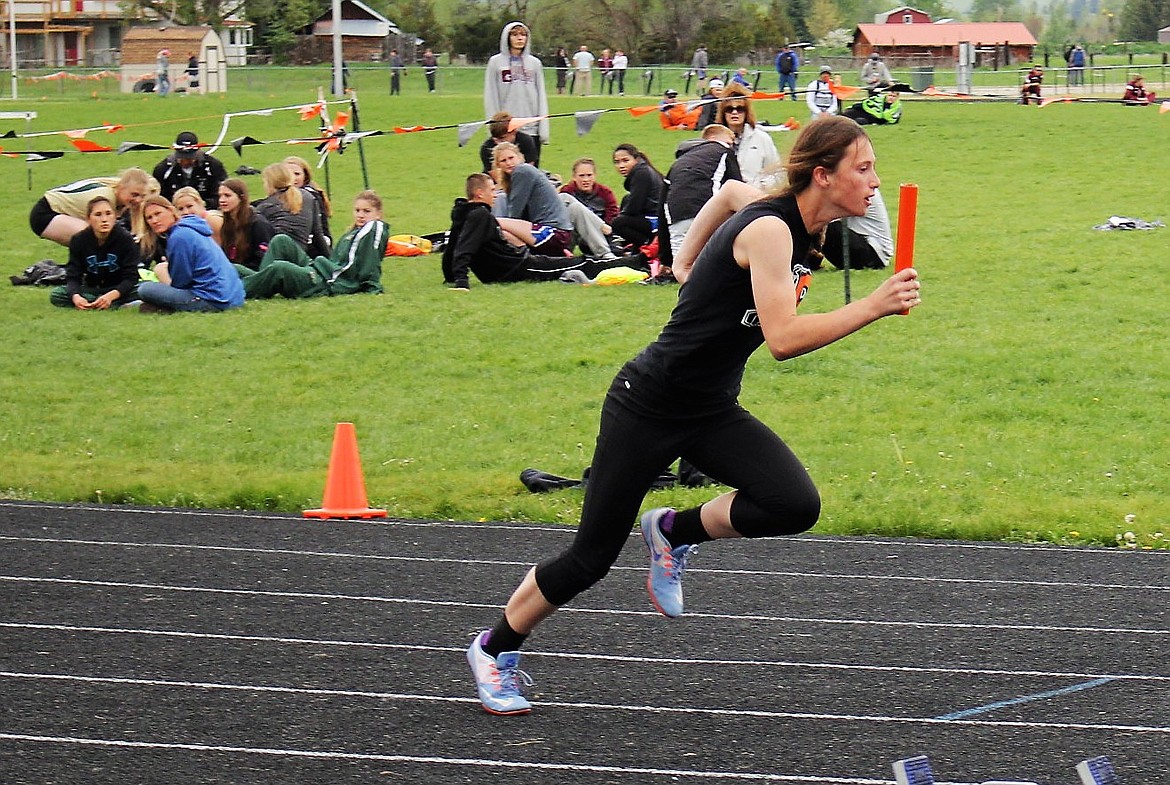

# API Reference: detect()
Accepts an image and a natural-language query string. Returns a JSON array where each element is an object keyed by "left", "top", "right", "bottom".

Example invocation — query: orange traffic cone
[{"left": 303, "top": 422, "right": 388, "bottom": 520}]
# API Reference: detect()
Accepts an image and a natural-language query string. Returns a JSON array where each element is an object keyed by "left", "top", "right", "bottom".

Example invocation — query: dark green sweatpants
[{"left": 238, "top": 235, "right": 326, "bottom": 299}]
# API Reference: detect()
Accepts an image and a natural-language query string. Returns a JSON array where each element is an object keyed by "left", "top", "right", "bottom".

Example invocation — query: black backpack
[{"left": 779, "top": 52, "right": 796, "bottom": 75}]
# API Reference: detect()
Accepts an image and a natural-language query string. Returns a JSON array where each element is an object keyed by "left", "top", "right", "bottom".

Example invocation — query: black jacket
[
  {"left": 444, "top": 199, "right": 529, "bottom": 287},
  {"left": 152, "top": 151, "right": 228, "bottom": 205},
  {"left": 619, "top": 160, "right": 664, "bottom": 218},
  {"left": 65, "top": 224, "right": 142, "bottom": 299},
  {"left": 664, "top": 139, "right": 743, "bottom": 224}
]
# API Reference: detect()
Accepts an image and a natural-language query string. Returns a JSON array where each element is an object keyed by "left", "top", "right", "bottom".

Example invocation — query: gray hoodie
[{"left": 483, "top": 21, "right": 549, "bottom": 144}]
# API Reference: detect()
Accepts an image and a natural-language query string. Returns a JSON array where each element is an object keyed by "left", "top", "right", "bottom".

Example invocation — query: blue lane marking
[{"left": 935, "top": 677, "right": 1116, "bottom": 720}]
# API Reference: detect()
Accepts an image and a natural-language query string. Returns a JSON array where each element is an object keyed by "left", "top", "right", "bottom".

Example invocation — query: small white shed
[{"left": 119, "top": 26, "right": 228, "bottom": 94}]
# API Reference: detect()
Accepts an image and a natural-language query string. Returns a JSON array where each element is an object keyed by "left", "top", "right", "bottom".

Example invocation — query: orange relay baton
[{"left": 894, "top": 183, "right": 918, "bottom": 315}]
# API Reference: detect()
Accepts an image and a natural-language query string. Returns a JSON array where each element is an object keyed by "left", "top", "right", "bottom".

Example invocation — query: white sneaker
[{"left": 466, "top": 631, "right": 533, "bottom": 715}]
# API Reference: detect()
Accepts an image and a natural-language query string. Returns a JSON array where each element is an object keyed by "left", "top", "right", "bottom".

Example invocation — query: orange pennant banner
[
  {"left": 298, "top": 102, "right": 327, "bottom": 121},
  {"left": 70, "top": 138, "right": 113, "bottom": 153},
  {"left": 626, "top": 105, "right": 660, "bottom": 117},
  {"left": 829, "top": 83, "right": 861, "bottom": 100},
  {"left": 507, "top": 115, "right": 544, "bottom": 133}
]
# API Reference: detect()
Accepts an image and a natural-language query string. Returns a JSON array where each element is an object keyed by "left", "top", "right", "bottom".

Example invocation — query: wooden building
[
  {"left": 874, "top": 6, "right": 934, "bottom": 24},
  {"left": 853, "top": 21, "right": 1038, "bottom": 63},
  {"left": 303, "top": 0, "right": 403, "bottom": 63}
]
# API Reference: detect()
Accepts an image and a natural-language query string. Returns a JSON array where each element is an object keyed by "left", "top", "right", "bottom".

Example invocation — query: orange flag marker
[{"left": 303, "top": 422, "right": 388, "bottom": 520}]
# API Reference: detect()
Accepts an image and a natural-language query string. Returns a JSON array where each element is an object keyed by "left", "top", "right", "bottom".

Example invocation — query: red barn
[
  {"left": 875, "top": 6, "right": 934, "bottom": 24},
  {"left": 853, "top": 22, "right": 1037, "bottom": 63}
]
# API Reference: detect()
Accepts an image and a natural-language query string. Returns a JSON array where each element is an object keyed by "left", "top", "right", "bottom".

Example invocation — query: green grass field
[{"left": 1, "top": 69, "right": 1167, "bottom": 550}]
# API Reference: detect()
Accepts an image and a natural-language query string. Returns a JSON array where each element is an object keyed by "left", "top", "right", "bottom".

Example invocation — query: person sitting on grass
[
  {"left": 659, "top": 89, "right": 700, "bottom": 130},
  {"left": 696, "top": 78, "right": 726, "bottom": 130},
  {"left": 659, "top": 124, "right": 743, "bottom": 268},
  {"left": 135, "top": 196, "right": 244, "bottom": 313},
  {"left": 842, "top": 90, "right": 903, "bottom": 126},
  {"left": 49, "top": 195, "right": 142, "bottom": 311},
  {"left": 172, "top": 186, "right": 223, "bottom": 246},
  {"left": 1123, "top": 74, "right": 1157, "bottom": 106},
  {"left": 491, "top": 142, "right": 575, "bottom": 257},
  {"left": 559, "top": 158, "right": 621, "bottom": 239},
  {"left": 1020, "top": 65, "right": 1043, "bottom": 105},
  {"left": 239, "top": 190, "right": 389, "bottom": 299},
  {"left": 819, "top": 187, "right": 893, "bottom": 271},
  {"left": 284, "top": 155, "right": 333, "bottom": 245},
  {"left": 254, "top": 162, "right": 330, "bottom": 258},
  {"left": 216, "top": 178, "right": 274, "bottom": 272},
  {"left": 443, "top": 173, "right": 640, "bottom": 290},
  {"left": 611, "top": 142, "right": 665, "bottom": 250}
]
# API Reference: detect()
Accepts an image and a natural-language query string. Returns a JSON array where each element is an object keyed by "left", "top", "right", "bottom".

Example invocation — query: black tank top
[{"left": 620, "top": 195, "right": 812, "bottom": 416}]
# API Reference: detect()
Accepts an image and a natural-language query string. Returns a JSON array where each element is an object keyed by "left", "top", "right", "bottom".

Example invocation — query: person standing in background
[
  {"left": 484, "top": 22, "right": 550, "bottom": 167},
  {"left": 691, "top": 44, "right": 708, "bottom": 90},
  {"left": 156, "top": 49, "right": 171, "bottom": 96},
  {"left": 598, "top": 48, "right": 613, "bottom": 93},
  {"left": 775, "top": 44, "right": 800, "bottom": 101},
  {"left": 421, "top": 49, "right": 438, "bottom": 92},
  {"left": 553, "top": 47, "right": 569, "bottom": 95},
  {"left": 611, "top": 49, "right": 628, "bottom": 95},
  {"left": 1067, "top": 44, "right": 1085, "bottom": 87},
  {"left": 185, "top": 52, "right": 200, "bottom": 92},
  {"left": 572, "top": 45, "right": 595, "bottom": 96},
  {"left": 389, "top": 49, "right": 405, "bottom": 95}
]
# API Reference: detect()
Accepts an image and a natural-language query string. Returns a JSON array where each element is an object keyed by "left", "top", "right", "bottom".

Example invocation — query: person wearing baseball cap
[
  {"left": 861, "top": 52, "right": 893, "bottom": 94},
  {"left": 152, "top": 131, "right": 228, "bottom": 205},
  {"left": 806, "top": 65, "right": 839, "bottom": 118},
  {"left": 659, "top": 88, "right": 698, "bottom": 129},
  {"left": 775, "top": 44, "right": 800, "bottom": 100},
  {"left": 697, "top": 78, "right": 726, "bottom": 128}
]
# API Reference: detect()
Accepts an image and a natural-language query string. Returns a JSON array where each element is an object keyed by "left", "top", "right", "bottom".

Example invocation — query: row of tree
[{"left": 163, "top": 0, "right": 1168, "bottom": 64}]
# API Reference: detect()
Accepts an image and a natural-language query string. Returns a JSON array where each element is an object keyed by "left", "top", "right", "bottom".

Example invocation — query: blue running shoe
[
  {"left": 640, "top": 507, "right": 696, "bottom": 618},
  {"left": 466, "top": 630, "right": 533, "bottom": 715}
]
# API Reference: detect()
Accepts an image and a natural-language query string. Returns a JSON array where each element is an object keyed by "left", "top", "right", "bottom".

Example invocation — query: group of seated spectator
[
  {"left": 444, "top": 96, "right": 902, "bottom": 289},
  {"left": 33, "top": 129, "right": 387, "bottom": 313},
  {"left": 1020, "top": 65, "right": 1160, "bottom": 107},
  {"left": 31, "top": 99, "right": 903, "bottom": 303}
]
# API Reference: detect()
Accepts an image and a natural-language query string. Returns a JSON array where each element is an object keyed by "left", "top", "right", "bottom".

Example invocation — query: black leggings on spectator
[{"left": 611, "top": 215, "right": 655, "bottom": 249}]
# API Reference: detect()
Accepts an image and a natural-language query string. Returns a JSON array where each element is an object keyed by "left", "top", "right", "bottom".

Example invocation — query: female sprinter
[{"left": 465, "top": 115, "right": 921, "bottom": 715}]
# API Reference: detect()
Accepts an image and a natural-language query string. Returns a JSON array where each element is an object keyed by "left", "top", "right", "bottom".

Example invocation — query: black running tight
[{"left": 534, "top": 377, "right": 820, "bottom": 606}]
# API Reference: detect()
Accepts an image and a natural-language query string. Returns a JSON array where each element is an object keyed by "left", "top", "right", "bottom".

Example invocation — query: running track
[{"left": 0, "top": 501, "right": 1166, "bottom": 784}]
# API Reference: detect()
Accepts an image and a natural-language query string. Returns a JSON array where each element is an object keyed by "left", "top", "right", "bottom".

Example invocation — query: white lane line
[
  {"left": 2, "top": 575, "right": 1167, "bottom": 636},
  {"left": 2, "top": 501, "right": 1164, "bottom": 556},
  {"left": 2, "top": 535, "right": 1165, "bottom": 592},
  {"left": 4, "top": 621, "right": 1169, "bottom": 683},
  {"left": 0, "top": 733, "right": 915, "bottom": 784},
  {"left": 1, "top": 671, "right": 1167, "bottom": 734}
]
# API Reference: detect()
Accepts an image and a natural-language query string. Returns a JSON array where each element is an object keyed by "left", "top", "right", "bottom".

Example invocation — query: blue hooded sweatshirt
[{"left": 165, "top": 214, "right": 245, "bottom": 308}]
